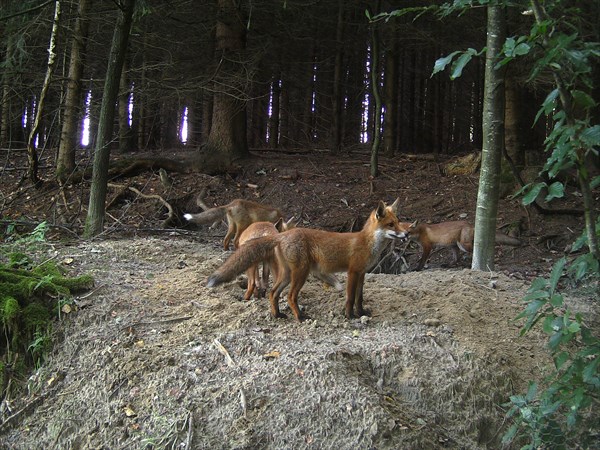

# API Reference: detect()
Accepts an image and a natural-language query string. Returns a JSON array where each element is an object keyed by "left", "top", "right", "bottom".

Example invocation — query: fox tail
[
  {"left": 207, "top": 236, "right": 280, "bottom": 287},
  {"left": 495, "top": 233, "right": 522, "bottom": 246},
  {"left": 184, "top": 207, "right": 226, "bottom": 225}
]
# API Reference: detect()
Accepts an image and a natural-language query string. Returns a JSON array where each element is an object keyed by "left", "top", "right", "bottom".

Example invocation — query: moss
[
  {"left": 1, "top": 296, "right": 20, "bottom": 324},
  {"left": 7, "top": 252, "right": 32, "bottom": 269},
  {"left": 0, "top": 253, "right": 93, "bottom": 394},
  {"left": 22, "top": 302, "right": 51, "bottom": 335}
]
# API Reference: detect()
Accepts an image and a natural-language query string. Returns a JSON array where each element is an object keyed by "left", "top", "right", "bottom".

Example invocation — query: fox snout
[{"left": 387, "top": 230, "right": 408, "bottom": 241}]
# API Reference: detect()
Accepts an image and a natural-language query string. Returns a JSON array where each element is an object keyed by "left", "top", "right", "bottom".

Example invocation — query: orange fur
[{"left": 208, "top": 199, "right": 405, "bottom": 321}]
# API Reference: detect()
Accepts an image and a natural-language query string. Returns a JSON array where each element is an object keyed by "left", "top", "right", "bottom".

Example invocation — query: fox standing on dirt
[
  {"left": 207, "top": 199, "right": 406, "bottom": 321},
  {"left": 402, "top": 220, "right": 522, "bottom": 271},
  {"left": 184, "top": 199, "right": 283, "bottom": 250}
]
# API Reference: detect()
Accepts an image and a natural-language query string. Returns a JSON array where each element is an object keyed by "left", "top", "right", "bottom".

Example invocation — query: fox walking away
[
  {"left": 207, "top": 199, "right": 406, "bottom": 321},
  {"left": 402, "top": 220, "right": 522, "bottom": 271},
  {"left": 184, "top": 199, "right": 283, "bottom": 250}
]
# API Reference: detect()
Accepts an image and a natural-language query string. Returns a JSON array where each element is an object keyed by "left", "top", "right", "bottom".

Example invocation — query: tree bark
[
  {"left": 56, "top": 0, "right": 91, "bottom": 182},
  {"left": 382, "top": 31, "right": 398, "bottom": 157},
  {"left": 472, "top": 4, "right": 506, "bottom": 271},
  {"left": 202, "top": 0, "right": 249, "bottom": 166},
  {"left": 369, "top": 12, "right": 382, "bottom": 177},
  {"left": 329, "top": 0, "right": 344, "bottom": 154},
  {"left": 84, "top": 0, "right": 135, "bottom": 237},
  {"left": 27, "top": 0, "right": 61, "bottom": 185}
]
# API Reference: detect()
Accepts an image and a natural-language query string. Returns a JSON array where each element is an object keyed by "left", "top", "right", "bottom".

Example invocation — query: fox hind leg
[{"left": 287, "top": 267, "right": 310, "bottom": 322}]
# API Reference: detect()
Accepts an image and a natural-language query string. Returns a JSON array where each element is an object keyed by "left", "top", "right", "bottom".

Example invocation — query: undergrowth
[{"left": 0, "top": 222, "right": 93, "bottom": 402}]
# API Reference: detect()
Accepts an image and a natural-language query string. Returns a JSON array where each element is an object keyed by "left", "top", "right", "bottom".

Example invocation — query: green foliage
[
  {"left": 0, "top": 222, "right": 94, "bottom": 397},
  {"left": 374, "top": 1, "right": 600, "bottom": 447},
  {"left": 507, "top": 257, "right": 599, "bottom": 447}
]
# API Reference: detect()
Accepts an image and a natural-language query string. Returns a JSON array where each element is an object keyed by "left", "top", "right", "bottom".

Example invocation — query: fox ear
[
  {"left": 389, "top": 197, "right": 400, "bottom": 215},
  {"left": 409, "top": 220, "right": 418, "bottom": 229},
  {"left": 274, "top": 217, "right": 284, "bottom": 231},
  {"left": 376, "top": 201, "right": 386, "bottom": 219},
  {"left": 284, "top": 216, "right": 297, "bottom": 230}
]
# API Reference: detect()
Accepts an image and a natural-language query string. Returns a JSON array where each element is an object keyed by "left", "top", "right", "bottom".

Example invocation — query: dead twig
[{"left": 107, "top": 182, "right": 175, "bottom": 227}]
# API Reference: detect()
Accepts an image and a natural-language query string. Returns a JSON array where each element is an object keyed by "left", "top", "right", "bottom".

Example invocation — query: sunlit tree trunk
[
  {"left": 84, "top": 0, "right": 135, "bottom": 237},
  {"left": 472, "top": 4, "right": 506, "bottom": 271},
  {"left": 57, "top": 0, "right": 91, "bottom": 182},
  {"left": 27, "top": 0, "right": 61, "bottom": 185},
  {"left": 268, "top": 74, "right": 281, "bottom": 149}
]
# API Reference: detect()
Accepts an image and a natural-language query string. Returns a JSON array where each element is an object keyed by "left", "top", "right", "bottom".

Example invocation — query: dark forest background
[{"left": 3, "top": 0, "right": 583, "bottom": 167}]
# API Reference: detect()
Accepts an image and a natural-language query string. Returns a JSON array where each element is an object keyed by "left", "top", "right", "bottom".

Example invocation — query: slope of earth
[{"left": 0, "top": 148, "right": 597, "bottom": 448}]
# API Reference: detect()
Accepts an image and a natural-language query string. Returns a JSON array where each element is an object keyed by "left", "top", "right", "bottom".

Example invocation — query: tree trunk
[
  {"left": 472, "top": 4, "right": 506, "bottom": 271},
  {"left": 329, "top": 0, "right": 344, "bottom": 153},
  {"left": 56, "top": 0, "right": 91, "bottom": 182},
  {"left": 84, "top": 0, "right": 135, "bottom": 238},
  {"left": 118, "top": 58, "right": 133, "bottom": 153},
  {"left": 268, "top": 75, "right": 281, "bottom": 149},
  {"left": 369, "top": 13, "right": 382, "bottom": 177},
  {"left": 202, "top": 0, "right": 249, "bottom": 166},
  {"left": 27, "top": 0, "right": 61, "bottom": 185},
  {"left": 383, "top": 31, "right": 398, "bottom": 157}
]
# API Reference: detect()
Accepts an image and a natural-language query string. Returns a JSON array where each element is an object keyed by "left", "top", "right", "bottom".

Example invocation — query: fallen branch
[{"left": 107, "top": 183, "right": 175, "bottom": 227}]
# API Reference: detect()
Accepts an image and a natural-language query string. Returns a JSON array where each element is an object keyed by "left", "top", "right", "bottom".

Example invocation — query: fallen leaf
[
  {"left": 263, "top": 350, "right": 280, "bottom": 360},
  {"left": 124, "top": 405, "right": 137, "bottom": 417}
]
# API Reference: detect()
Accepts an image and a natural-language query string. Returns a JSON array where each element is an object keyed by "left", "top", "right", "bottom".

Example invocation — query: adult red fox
[
  {"left": 238, "top": 218, "right": 342, "bottom": 301},
  {"left": 207, "top": 199, "right": 405, "bottom": 321},
  {"left": 184, "top": 199, "right": 283, "bottom": 250},
  {"left": 402, "top": 220, "right": 522, "bottom": 270}
]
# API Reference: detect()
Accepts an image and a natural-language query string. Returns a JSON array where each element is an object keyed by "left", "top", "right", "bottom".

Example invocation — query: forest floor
[{"left": 0, "top": 147, "right": 598, "bottom": 449}]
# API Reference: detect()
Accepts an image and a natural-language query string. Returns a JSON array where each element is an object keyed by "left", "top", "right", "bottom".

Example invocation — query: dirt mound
[{"left": 0, "top": 236, "right": 553, "bottom": 449}]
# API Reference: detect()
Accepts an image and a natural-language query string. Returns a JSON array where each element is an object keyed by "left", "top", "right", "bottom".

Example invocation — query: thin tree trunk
[
  {"left": 330, "top": 0, "right": 344, "bottom": 153},
  {"left": 383, "top": 29, "right": 398, "bottom": 157},
  {"left": 369, "top": 2, "right": 382, "bottom": 177},
  {"left": 27, "top": 0, "right": 61, "bottom": 185},
  {"left": 268, "top": 75, "right": 281, "bottom": 148},
  {"left": 57, "top": 0, "right": 91, "bottom": 182},
  {"left": 472, "top": 4, "right": 506, "bottom": 271},
  {"left": 84, "top": 0, "right": 135, "bottom": 237}
]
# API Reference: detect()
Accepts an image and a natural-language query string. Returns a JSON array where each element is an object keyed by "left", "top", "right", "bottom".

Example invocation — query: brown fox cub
[
  {"left": 184, "top": 199, "right": 283, "bottom": 250},
  {"left": 207, "top": 199, "right": 406, "bottom": 321},
  {"left": 402, "top": 220, "right": 522, "bottom": 270},
  {"left": 238, "top": 219, "right": 342, "bottom": 301},
  {"left": 238, "top": 218, "right": 294, "bottom": 301}
]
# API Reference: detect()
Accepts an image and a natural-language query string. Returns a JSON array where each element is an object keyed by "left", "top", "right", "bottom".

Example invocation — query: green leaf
[
  {"left": 525, "top": 381, "right": 537, "bottom": 401},
  {"left": 513, "top": 42, "right": 531, "bottom": 56},
  {"left": 580, "top": 125, "right": 600, "bottom": 147},
  {"left": 522, "top": 182, "right": 546, "bottom": 205},
  {"left": 549, "top": 293, "right": 563, "bottom": 307},
  {"left": 553, "top": 351, "right": 569, "bottom": 369},
  {"left": 571, "top": 90, "right": 596, "bottom": 111},
  {"left": 582, "top": 357, "right": 599, "bottom": 383},
  {"left": 548, "top": 257, "right": 566, "bottom": 293},
  {"left": 450, "top": 48, "right": 478, "bottom": 80},
  {"left": 545, "top": 181, "right": 565, "bottom": 201},
  {"left": 432, "top": 51, "right": 460, "bottom": 76}
]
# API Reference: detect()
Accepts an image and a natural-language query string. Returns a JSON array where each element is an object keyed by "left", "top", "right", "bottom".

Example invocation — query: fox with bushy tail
[
  {"left": 207, "top": 199, "right": 407, "bottom": 321},
  {"left": 184, "top": 199, "right": 283, "bottom": 250}
]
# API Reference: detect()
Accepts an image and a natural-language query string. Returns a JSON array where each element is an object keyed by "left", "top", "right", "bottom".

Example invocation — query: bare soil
[{"left": 0, "top": 148, "right": 597, "bottom": 449}]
